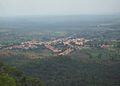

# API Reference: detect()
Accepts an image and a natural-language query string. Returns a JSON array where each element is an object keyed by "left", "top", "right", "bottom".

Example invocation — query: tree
[{"left": 0, "top": 74, "right": 16, "bottom": 86}]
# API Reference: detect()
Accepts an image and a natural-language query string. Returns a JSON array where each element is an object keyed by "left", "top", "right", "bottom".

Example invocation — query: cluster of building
[
  {"left": 6, "top": 44, "right": 37, "bottom": 50},
  {"left": 1, "top": 36, "right": 112, "bottom": 56},
  {"left": 3, "top": 37, "right": 90, "bottom": 56},
  {"left": 58, "top": 48, "right": 73, "bottom": 56},
  {"left": 63, "top": 38, "right": 89, "bottom": 46},
  {"left": 44, "top": 44, "right": 61, "bottom": 53},
  {"left": 100, "top": 44, "right": 110, "bottom": 48}
]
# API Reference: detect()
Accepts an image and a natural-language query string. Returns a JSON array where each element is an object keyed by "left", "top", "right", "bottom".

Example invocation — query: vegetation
[
  {"left": 0, "top": 15, "right": 120, "bottom": 86},
  {"left": 0, "top": 62, "right": 44, "bottom": 86},
  {"left": 18, "top": 56, "right": 120, "bottom": 86},
  {"left": 0, "top": 74, "right": 16, "bottom": 86}
]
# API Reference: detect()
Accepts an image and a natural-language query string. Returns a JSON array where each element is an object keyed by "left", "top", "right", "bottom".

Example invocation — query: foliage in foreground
[{"left": 0, "top": 62, "right": 44, "bottom": 86}]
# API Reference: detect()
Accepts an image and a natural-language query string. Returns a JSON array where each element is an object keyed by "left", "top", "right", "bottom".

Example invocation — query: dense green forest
[
  {"left": 0, "top": 62, "right": 44, "bottom": 86},
  {"left": 0, "top": 47, "right": 120, "bottom": 86}
]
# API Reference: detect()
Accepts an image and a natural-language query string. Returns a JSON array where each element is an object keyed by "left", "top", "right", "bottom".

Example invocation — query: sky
[{"left": 0, "top": 0, "right": 120, "bottom": 17}]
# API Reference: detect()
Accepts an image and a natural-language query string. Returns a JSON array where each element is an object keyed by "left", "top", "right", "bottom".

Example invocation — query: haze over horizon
[{"left": 0, "top": 0, "right": 120, "bottom": 17}]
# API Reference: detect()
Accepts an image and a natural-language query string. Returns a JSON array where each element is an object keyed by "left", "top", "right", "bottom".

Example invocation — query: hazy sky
[{"left": 0, "top": 0, "right": 120, "bottom": 16}]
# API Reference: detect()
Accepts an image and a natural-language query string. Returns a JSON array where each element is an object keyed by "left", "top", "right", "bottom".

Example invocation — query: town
[{"left": 1, "top": 35, "right": 111, "bottom": 56}]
